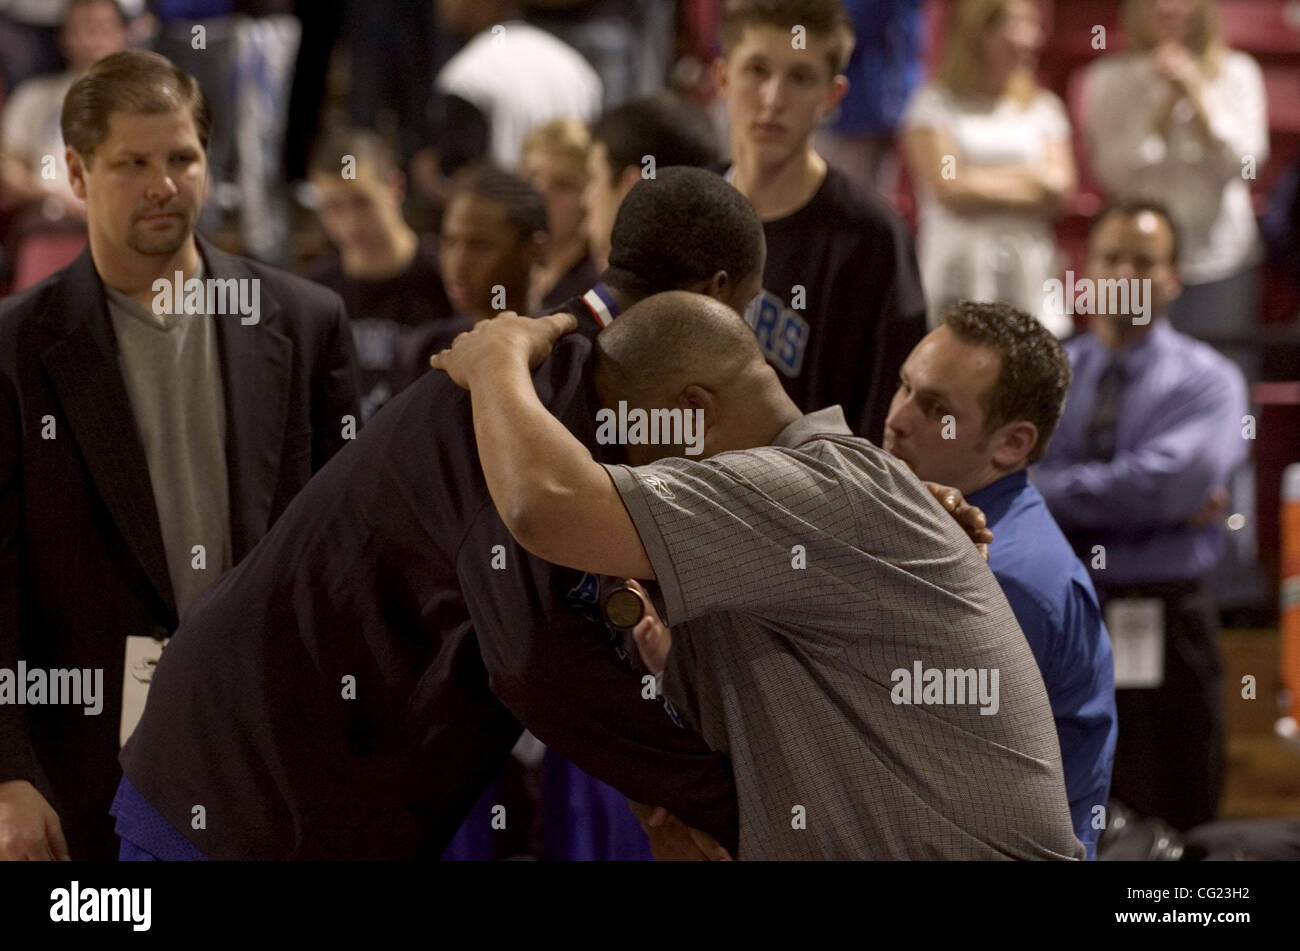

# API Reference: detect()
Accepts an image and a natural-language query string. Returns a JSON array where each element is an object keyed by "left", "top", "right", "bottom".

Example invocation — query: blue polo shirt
[{"left": 968, "top": 470, "right": 1117, "bottom": 859}]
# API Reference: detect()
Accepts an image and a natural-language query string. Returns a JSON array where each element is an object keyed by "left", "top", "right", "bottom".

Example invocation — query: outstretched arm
[{"left": 430, "top": 312, "right": 654, "bottom": 579}]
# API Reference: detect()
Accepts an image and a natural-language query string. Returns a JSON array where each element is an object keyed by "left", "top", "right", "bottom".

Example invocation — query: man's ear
[
  {"left": 702, "top": 269, "right": 731, "bottom": 303},
  {"left": 825, "top": 73, "right": 850, "bottom": 115},
  {"left": 525, "top": 230, "right": 548, "bottom": 265},
  {"left": 65, "top": 147, "right": 89, "bottom": 201},
  {"left": 1160, "top": 264, "right": 1183, "bottom": 309},
  {"left": 616, "top": 163, "right": 642, "bottom": 200},
  {"left": 712, "top": 56, "right": 730, "bottom": 97},
  {"left": 991, "top": 420, "right": 1038, "bottom": 470},
  {"left": 679, "top": 383, "right": 721, "bottom": 438}
]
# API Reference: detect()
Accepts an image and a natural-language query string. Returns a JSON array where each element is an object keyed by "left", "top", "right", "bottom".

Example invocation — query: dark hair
[
  {"left": 61, "top": 51, "right": 210, "bottom": 163},
  {"left": 721, "top": 0, "right": 856, "bottom": 76},
  {"left": 942, "top": 301, "right": 1071, "bottom": 465},
  {"left": 1090, "top": 198, "right": 1182, "bottom": 268},
  {"left": 307, "top": 127, "right": 398, "bottom": 180},
  {"left": 65, "top": 0, "right": 126, "bottom": 27},
  {"left": 445, "top": 163, "right": 548, "bottom": 240},
  {"left": 604, "top": 166, "right": 764, "bottom": 300},
  {"left": 589, "top": 92, "right": 719, "bottom": 182}
]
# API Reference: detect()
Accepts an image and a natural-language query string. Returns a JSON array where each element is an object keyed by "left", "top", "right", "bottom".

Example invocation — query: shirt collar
[
  {"left": 1091, "top": 317, "right": 1172, "bottom": 375},
  {"left": 967, "top": 469, "right": 1029, "bottom": 510},
  {"left": 772, "top": 405, "right": 852, "bottom": 449}
]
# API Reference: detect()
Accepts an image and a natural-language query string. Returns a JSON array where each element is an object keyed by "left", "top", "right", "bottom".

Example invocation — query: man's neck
[
  {"left": 92, "top": 234, "right": 202, "bottom": 313},
  {"left": 757, "top": 389, "right": 806, "bottom": 446},
  {"left": 965, "top": 463, "right": 1026, "bottom": 499},
  {"left": 1092, "top": 315, "right": 1163, "bottom": 352},
  {"left": 342, "top": 225, "right": 418, "bottom": 281},
  {"left": 729, "top": 142, "right": 826, "bottom": 221}
]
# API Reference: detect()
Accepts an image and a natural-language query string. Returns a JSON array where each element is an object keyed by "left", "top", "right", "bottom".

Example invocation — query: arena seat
[{"left": 12, "top": 232, "right": 86, "bottom": 292}]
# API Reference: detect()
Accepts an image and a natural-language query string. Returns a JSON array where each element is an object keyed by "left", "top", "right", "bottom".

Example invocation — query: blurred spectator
[
  {"left": 583, "top": 91, "right": 719, "bottom": 272},
  {"left": 520, "top": 118, "right": 599, "bottom": 312},
  {"left": 815, "top": 0, "right": 924, "bottom": 196},
  {"left": 0, "top": 0, "right": 141, "bottom": 93},
  {"left": 1080, "top": 0, "right": 1268, "bottom": 373},
  {"left": 901, "top": 0, "right": 1075, "bottom": 337},
  {"left": 397, "top": 164, "right": 547, "bottom": 384},
  {"left": 1, "top": 0, "right": 128, "bottom": 223},
  {"left": 415, "top": 0, "right": 601, "bottom": 198},
  {"left": 525, "top": 0, "right": 673, "bottom": 106},
  {"left": 884, "top": 301, "right": 1117, "bottom": 859},
  {"left": 306, "top": 129, "right": 454, "bottom": 420},
  {"left": 1261, "top": 158, "right": 1300, "bottom": 293},
  {"left": 717, "top": 0, "right": 927, "bottom": 444},
  {"left": 1033, "top": 200, "right": 1249, "bottom": 832}
]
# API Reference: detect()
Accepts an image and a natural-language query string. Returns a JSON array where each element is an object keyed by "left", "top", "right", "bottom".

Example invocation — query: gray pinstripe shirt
[{"left": 604, "top": 406, "right": 1084, "bottom": 860}]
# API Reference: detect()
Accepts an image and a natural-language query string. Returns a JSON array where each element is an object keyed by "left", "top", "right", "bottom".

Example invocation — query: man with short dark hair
[
  {"left": 716, "top": 0, "right": 927, "bottom": 442},
  {"left": 1033, "top": 201, "right": 1249, "bottom": 832},
  {"left": 583, "top": 92, "right": 720, "bottom": 271},
  {"left": 0, "top": 49, "right": 360, "bottom": 861},
  {"left": 883, "top": 300, "right": 1117, "bottom": 858}
]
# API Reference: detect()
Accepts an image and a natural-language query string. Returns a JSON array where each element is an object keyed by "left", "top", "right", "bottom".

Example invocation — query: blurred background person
[
  {"left": 1033, "top": 200, "right": 1249, "bottom": 833},
  {"left": 0, "top": 0, "right": 128, "bottom": 288},
  {"left": 520, "top": 118, "right": 599, "bottom": 312},
  {"left": 0, "top": 0, "right": 140, "bottom": 94},
  {"left": 0, "top": 0, "right": 127, "bottom": 216},
  {"left": 396, "top": 164, "right": 547, "bottom": 385},
  {"left": 411, "top": 0, "right": 602, "bottom": 209},
  {"left": 901, "top": 0, "right": 1075, "bottom": 336},
  {"left": 582, "top": 91, "right": 720, "bottom": 273},
  {"left": 1079, "top": 0, "right": 1269, "bottom": 381},
  {"left": 306, "top": 128, "right": 454, "bottom": 420},
  {"left": 815, "top": 0, "right": 924, "bottom": 197}
]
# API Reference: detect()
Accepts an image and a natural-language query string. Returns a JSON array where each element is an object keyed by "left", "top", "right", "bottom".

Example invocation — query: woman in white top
[
  {"left": 902, "top": 0, "right": 1076, "bottom": 337},
  {"left": 1081, "top": 0, "right": 1268, "bottom": 350}
]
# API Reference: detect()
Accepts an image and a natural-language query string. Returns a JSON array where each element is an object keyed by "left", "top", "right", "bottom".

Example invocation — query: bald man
[{"left": 432, "top": 292, "right": 1084, "bottom": 861}]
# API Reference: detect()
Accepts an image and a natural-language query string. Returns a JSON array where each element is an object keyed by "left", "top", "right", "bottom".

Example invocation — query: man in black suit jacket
[{"left": 0, "top": 50, "right": 359, "bottom": 860}]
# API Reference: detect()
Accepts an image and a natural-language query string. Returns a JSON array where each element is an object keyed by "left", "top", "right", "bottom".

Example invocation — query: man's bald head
[{"left": 595, "top": 291, "right": 801, "bottom": 463}]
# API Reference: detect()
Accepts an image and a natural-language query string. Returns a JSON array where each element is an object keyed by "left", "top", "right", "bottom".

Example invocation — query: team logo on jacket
[{"left": 744, "top": 290, "right": 809, "bottom": 378}]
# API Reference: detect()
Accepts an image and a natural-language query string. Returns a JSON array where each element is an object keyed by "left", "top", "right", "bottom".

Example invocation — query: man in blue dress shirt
[
  {"left": 1033, "top": 201, "right": 1250, "bottom": 832},
  {"left": 883, "top": 300, "right": 1117, "bottom": 859}
]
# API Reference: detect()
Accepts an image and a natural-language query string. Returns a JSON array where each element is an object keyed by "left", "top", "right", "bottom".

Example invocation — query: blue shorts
[{"left": 111, "top": 776, "right": 209, "bottom": 861}]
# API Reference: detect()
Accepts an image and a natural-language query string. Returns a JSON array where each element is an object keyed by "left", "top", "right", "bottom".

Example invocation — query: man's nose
[
  {"left": 885, "top": 397, "right": 911, "bottom": 436},
  {"left": 145, "top": 169, "right": 179, "bottom": 201},
  {"left": 759, "top": 75, "right": 782, "bottom": 111}
]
